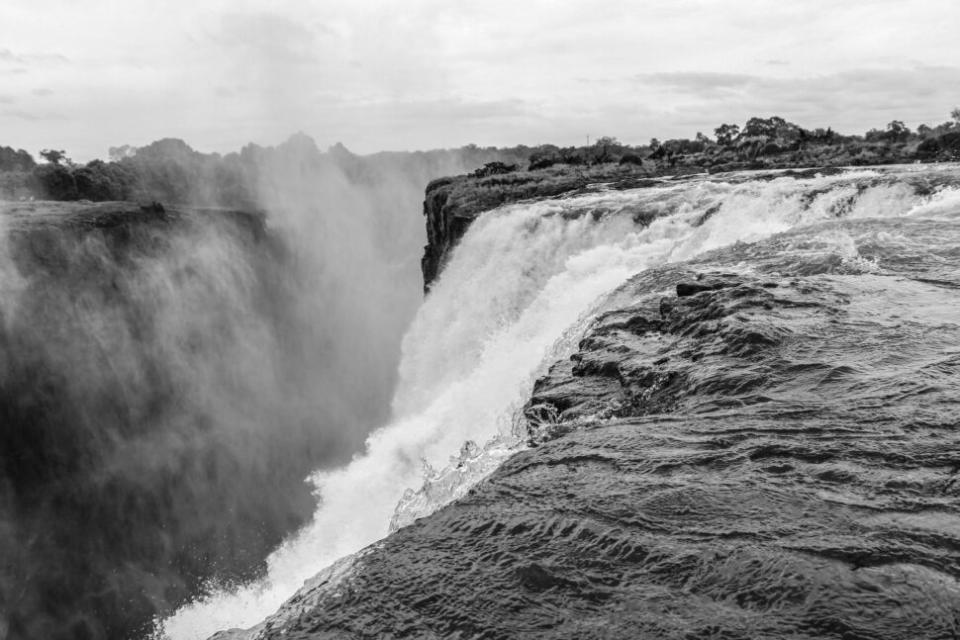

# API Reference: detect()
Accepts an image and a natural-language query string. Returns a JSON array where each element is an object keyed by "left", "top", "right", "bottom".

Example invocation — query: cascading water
[{"left": 160, "top": 164, "right": 960, "bottom": 639}]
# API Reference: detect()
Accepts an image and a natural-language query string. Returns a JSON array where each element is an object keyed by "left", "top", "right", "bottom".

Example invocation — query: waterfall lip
[{"left": 421, "top": 161, "right": 960, "bottom": 291}]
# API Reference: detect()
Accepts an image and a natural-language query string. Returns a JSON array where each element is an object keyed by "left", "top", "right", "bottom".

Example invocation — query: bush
[
  {"left": 74, "top": 160, "right": 137, "bottom": 201},
  {"left": 472, "top": 162, "right": 518, "bottom": 178},
  {"left": 0, "top": 146, "right": 36, "bottom": 172},
  {"left": 31, "top": 164, "right": 79, "bottom": 200}
]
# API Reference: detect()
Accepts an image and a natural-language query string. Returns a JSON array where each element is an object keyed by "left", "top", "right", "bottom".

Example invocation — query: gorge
[{"left": 2, "top": 151, "right": 959, "bottom": 640}]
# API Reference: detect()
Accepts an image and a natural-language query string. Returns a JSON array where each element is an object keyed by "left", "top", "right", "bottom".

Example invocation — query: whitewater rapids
[{"left": 160, "top": 164, "right": 960, "bottom": 639}]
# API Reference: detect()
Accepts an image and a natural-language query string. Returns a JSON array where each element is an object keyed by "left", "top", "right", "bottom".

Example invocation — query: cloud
[
  {"left": 32, "top": 88, "right": 54, "bottom": 97},
  {"left": 635, "top": 72, "right": 758, "bottom": 98},
  {"left": 379, "top": 98, "right": 531, "bottom": 122},
  {"left": 214, "top": 85, "right": 240, "bottom": 98},
  {"left": 625, "top": 64, "right": 960, "bottom": 138},
  {"left": 213, "top": 11, "right": 328, "bottom": 63},
  {"left": 1, "top": 108, "right": 65, "bottom": 121},
  {"left": 2, "top": 1, "right": 960, "bottom": 160},
  {"left": 0, "top": 48, "right": 68, "bottom": 66},
  {"left": 636, "top": 65, "right": 960, "bottom": 111}
]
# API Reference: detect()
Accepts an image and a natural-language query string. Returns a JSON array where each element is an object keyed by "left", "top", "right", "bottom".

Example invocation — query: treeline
[
  {"left": 0, "top": 135, "right": 532, "bottom": 206},
  {"left": 3, "top": 108, "right": 960, "bottom": 204},
  {"left": 507, "top": 109, "right": 960, "bottom": 175}
]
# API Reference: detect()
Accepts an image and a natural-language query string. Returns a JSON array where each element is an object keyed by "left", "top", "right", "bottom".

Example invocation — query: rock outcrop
[{"left": 420, "top": 164, "right": 662, "bottom": 291}]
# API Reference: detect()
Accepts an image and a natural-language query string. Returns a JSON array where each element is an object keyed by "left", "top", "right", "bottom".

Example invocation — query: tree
[
  {"left": 714, "top": 123, "right": 740, "bottom": 146},
  {"left": 592, "top": 136, "right": 622, "bottom": 163},
  {"left": 472, "top": 161, "right": 517, "bottom": 178},
  {"left": 74, "top": 160, "right": 136, "bottom": 201},
  {"left": 884, "top": 120, "right": 910, "bottom": 143},
  {"left": 39, "top": 149, "right": 69, "bottom": 165},
  {"left": 0, "top": 146, "right": 35, "bottom": 172},
  {"left": 741, "top": 116, "right": 793, "bottom": 139},
  {"left": 810, "top": 127, "right": 836, "bottom": 143},
  {"left": 31, "top": 163, "right": 78, "bottom": 200},
  {"left": 952, "top": 107, "right": 960, "bottom": 123}
]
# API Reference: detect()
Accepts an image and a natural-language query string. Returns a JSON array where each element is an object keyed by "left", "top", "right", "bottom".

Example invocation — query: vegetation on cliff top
[
  {"left": 3, "top": 109, "right": 960, "bottom": 207},
  {"left": 0, "top": 136, "right": 530, "bottom": 206},
  {"left": 422, "top": 109, "right": 960, "bottom": 220}
]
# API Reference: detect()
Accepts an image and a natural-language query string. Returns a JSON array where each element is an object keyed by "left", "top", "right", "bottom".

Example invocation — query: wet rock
[{"left": 675, "top": 273, "right": 742, "bottom": 297}]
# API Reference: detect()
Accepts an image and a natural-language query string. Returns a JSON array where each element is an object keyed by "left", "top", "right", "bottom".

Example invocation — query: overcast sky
[{"left": 1, "top": 0, "right": 959, "bottom": 161}]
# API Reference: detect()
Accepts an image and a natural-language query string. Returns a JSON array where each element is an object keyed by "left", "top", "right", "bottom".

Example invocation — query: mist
[{"left": 0, "top": 136, "right": 494, "bottom": 640}]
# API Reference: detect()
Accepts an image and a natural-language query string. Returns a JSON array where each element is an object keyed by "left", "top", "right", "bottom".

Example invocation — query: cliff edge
[{"left": 421, "top": 163, "right": 661, "bottom": 291}]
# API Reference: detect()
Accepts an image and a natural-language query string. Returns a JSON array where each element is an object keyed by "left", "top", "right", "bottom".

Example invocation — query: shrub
[{"left": 31, "top": 163, "right": 78, "bottom": 200}]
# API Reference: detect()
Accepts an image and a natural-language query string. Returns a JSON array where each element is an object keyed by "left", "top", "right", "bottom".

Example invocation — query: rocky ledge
[{"left": 421, "top": 163, "right": 676, "bottom": 291}]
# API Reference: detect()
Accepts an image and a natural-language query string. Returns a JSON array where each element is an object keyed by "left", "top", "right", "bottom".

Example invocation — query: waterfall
[{"left": 160, "top": 164, "right": 960, "bottom": 639}]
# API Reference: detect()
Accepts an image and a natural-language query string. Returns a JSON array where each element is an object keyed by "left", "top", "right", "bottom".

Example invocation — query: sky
[{"left": 1, "top": 0, "right": 959, "bottom": 161}]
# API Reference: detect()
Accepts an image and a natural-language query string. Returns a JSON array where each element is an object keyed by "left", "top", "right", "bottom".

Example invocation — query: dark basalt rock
[
  {"left": 420, "top": 165, "right": 661, "bottom": 292},
  {"left": 674, "top": 273, "right": 742, "bottom": 297}
]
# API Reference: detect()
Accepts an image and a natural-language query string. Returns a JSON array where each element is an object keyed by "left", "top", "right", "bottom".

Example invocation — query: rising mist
[{"left": 0, "top": 136, "right": 502, "bottom": 640}]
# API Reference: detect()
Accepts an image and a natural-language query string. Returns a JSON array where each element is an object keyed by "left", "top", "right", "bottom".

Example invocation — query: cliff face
[{"left": 420, "top": 164, "right": 662, "bottom": 291}]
